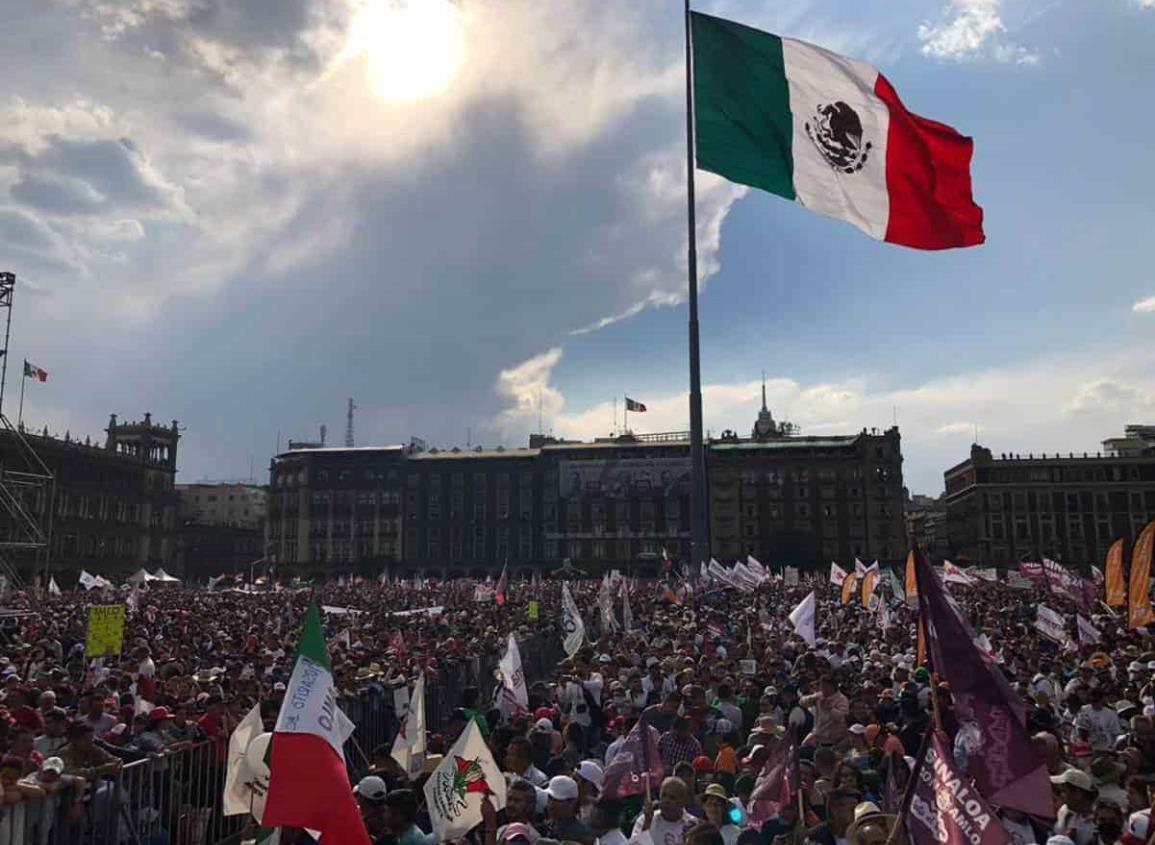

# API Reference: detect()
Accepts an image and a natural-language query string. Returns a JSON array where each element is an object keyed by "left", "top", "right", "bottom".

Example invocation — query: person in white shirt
[
  {"left": 1051, "top": 770, "right": 1098, "bottom": 845},
  {"left": 630, "top": 777, "right": 698, "bottom": 845},
  {"left": 1075, "top": 689, "right": 1123, "bottom": 753}
]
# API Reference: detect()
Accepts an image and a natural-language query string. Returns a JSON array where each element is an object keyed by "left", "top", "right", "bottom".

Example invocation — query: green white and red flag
[
  {"left": 263, "top": 604, "right": 370, "bottom": 845},
  {"left": 692, "top": 12, "right": 984, "bottom": 250},
  {"left": 23, "top": 361, "right": 47, "bottom": 382},
  {"left": 624, "top": 397, "right": 646, "bottom": 412}
]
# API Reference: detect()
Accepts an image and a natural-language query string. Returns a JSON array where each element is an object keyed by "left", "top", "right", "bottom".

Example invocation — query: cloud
[
  {"left": 494, "top": 346, "right": 1155, "bottom": 494},
  {"left": 494, "top": 348, "right": 566, "bottom": 436},
  {"left": 918, "top": 0, "right": 1038, "bottom": 64},
  {"left": 1133, "top": 295, "right": 1155, "bottom": 313}
]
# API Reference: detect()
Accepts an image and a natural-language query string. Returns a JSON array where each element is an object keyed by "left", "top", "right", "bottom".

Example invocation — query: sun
[{"left": 344, "top": 0, "right": 466, "bottom": 103}]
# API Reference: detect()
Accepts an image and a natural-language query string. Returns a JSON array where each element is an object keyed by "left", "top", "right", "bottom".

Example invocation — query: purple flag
[
  {"left": 601, "top": 722, "right": 664, "bottom": 800},
  {"left": 1042, "top": 559, "right": 1095, "bottom": 609},
  {"left": 914, "top": 552, "right": 1053, "bottom": 818},
  {"left": 748, "top": 733, "right": 798, "bottom": 825},
  {"left": 907, "top": 732, "right": 1011, "bottom": 845},
  {"left": 1017, "top": 561, "right": 1044, "bottom": 581}
]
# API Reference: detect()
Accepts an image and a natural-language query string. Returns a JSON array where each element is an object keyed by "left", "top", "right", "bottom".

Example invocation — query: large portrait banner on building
[{"left": 558, "top": 458, "right": 691, "bottom": 499}]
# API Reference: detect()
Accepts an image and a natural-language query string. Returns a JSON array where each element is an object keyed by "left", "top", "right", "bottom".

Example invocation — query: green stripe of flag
[
  {"left": 296, "top": 603, "right": 331, "bottom": 674},
  {"left": 691, "top": 11, "right": 795, "bottom": 201}
]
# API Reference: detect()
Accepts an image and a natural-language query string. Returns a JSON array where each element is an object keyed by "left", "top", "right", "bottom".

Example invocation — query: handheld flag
[
  {"left": 691, "top": 12, "right": 983, "bottom": 250},
  {"left": 1106, "top": 539, "right": 1126, "bottom": 607},
  {"left": 263, "top": 604, "right": 369, "bottom": 845},
  {"left": 47, "top": 576, "right": 60, "bottom": 596},
  {"left": 829, "top": 562, "right": 847, "bottom": 586},
  {"left": 1130, "top": 520, "right": 1155, "bottom": 629},
  {"left": 494, "top": 563, "right": 508, "bottom": 606},
  {"left": 861, "top": 561, "right": 879, "bottom": 609},
  {"left": 913, "top": 552, "right": 1051, "bottom": 818},
  {"left": 223, "top": 703, "right": 267, "bottom": 817},
  {"left": 496, "top": 635, "right": 528, "bottom": 716},
  {"left": 561, "top": 583, "right": 585, "bottom": 658},
  {"left": 906, "top": 731, "right": 1011, "bottom": 845},
  {"left": 787, "top": 591, "right": 816, "bottom": 647},
  {"left": 424, "top": 720, "right": 506, "bottom": 841},
  {"left": 391, "top": 673, "right": 427, "bottom": 778},
  {"left": 904, "top": 550, "right": 918, "bottom": 605},
  {"left": 602, "top": 721, "right": 664, "bottom": 800},
  {"left": 748, "top": 733, "right": 798, "bottom": 825}
]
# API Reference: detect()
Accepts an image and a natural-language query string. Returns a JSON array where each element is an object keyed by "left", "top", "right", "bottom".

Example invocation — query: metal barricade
[{"left": 0, "top": 633, "right": 567, "bottom": 845}]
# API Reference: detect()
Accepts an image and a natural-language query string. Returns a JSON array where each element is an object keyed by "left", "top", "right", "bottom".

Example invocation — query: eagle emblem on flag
[{"left": 806, "top": 101, "right": 872, "bottom": 174}]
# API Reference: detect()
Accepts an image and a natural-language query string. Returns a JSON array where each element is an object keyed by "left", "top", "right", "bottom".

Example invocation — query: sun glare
[{"left": 346, "top": 0, "right": 465, "bottom": 103}]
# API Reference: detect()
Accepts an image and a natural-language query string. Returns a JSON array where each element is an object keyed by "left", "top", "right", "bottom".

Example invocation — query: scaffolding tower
[{"left": 0, "top": 272, "right": 53, "bottom": 590}]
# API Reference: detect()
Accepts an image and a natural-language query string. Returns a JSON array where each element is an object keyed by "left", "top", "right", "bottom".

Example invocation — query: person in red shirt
[
  {"left": 6, "top": 689, "right": 43, "bottom": 733},
  {"left": 8, "top": 726, "right": 44, "bottom": 776},
  {"left": 197, "top": 698, "right": 232, "bottom": 765}
]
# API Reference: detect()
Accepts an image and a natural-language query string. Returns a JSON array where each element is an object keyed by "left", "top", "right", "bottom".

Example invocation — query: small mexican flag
[
  {"left": 262, "top": 604, "right": 369, "bottom": 845},
  {"left": 624, "top": 397, "right": 647, "bottom": 412},
  {"left": 692, "top": 12, "right": 984, "bottom": 250},
  {"left": 23, "top": 361, "right": 47, "bottom": 382}
]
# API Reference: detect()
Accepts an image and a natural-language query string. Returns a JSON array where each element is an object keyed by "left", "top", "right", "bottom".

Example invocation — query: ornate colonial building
[
  {"left": 944, "top": 427, "right": 1155, "bottom": 566},
  {"left": 265, "top": 397, "right": 907, "bottom": 577},
  {"left": 0, "top": 413, "right": 180, "bottom": 582}
]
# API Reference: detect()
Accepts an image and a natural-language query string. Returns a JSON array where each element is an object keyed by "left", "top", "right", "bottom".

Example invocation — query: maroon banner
[
  {"left": 1017, "top": 561, "right": 1044, "bottom": 581},
  {"left": 1042, "top": 559, "right": 1095, "bottom": 609},
  {"left": 914, "top": 552, "right": 1053, "bottom": 818},
  {"left": 907, "top": 732, "right": 1011, "bottom": 845},
  {"left": 748, "top": 732, "right": 798, "bottom": 825},
  {"left": 601, "top": 722, "right": 665, "bottom": 800}
]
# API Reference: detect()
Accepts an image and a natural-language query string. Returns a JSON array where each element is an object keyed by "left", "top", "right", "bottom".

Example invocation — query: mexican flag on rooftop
[
  {"left": 262, "top": 604, "right": 370, "bottom": 845},
  {"left": 691, "top": 11, "right": 984, "bottom": 250}
]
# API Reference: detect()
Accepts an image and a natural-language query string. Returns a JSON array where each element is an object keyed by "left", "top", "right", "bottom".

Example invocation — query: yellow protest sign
[
  {"left": 85, "top": 605, "right": 126, "bottom": 658},
  {"left": 528, "top": 600, "right": 539, "bottom": 622}
]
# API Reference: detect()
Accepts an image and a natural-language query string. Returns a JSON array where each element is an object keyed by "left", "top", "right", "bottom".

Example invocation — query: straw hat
[{"left": 846, "top": 802, "right": 897, "bottom": 844}]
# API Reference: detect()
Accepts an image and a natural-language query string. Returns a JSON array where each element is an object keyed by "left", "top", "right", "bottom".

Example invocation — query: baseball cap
[
  {"left": 533, "top": 718, "right": 553, "bottom": 733},
  {"left": 502, "top": 823, "right": 540, "bottom": 844},
  {"left": 148, "top": 706, "right": 172, "bottom": 722},
  {"left": 1050, "top": 769, "right": 1096, "bottom": 792},
  {"left": 41, "top": 757, "right": 64, "bottom": 774},
  {"left": 545, "top": 775, "right": 579, "bottom": 802},
  {"left": 354, "top": 775, "right": 388, "bottom": 802},
  {"left": 849, "top": 724, "right": 867, "bottom": 736},
  {"left": 575, "top": 761, "right": 604, "bottom": 793}
]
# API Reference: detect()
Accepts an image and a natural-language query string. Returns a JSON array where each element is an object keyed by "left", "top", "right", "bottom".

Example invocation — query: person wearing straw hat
[
  {"left": 844, "top": 802, "right": 897, "bottom": 845},
  {"left": 700, "top": 783, "right": 743, "bottom": 845}
]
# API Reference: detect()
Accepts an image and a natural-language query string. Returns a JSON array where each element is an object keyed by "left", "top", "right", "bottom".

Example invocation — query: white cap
[
  {"left": 41, "top": 757, "right": 64, "bottom": 774},
  {"left": 354, "top": 775, "right": 388, "bottom": 802},
  {"left": 848, "top": 724, "right": 867, "bottom": 736},
  {"left": 575, "top": 761, "right": 604, "bottom": 793},
  {"left": 533, "top": 718, "right": 553, "bottom": 732},
  {"left": 546, "top": 775, "right": 579, "bottom": 801}
]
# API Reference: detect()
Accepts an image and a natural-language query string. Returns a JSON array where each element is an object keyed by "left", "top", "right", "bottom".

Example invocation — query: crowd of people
[{"left": 0, "top": 567, "right": 1150, "bottom": 845}]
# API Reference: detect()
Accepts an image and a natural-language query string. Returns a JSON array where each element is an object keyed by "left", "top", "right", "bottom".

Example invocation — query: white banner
[
  {"left": 788, "top": 591, "right": 817, "bottom": 647},
  {"left": 561, "top": 583, "right": 585, "bottom": 658}
]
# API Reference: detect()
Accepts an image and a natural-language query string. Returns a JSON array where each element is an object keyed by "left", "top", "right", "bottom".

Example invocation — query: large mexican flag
[
  {"left": 692, "top": 11, "right": 984, "bottom": 250},
  {"left": 263, "top": 604, "right": 369, "bottom": 845}
]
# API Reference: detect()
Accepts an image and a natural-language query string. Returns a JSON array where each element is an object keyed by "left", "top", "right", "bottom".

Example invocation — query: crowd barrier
[{"left": 6, "top": 633, "right": 565, "bottom": 845}]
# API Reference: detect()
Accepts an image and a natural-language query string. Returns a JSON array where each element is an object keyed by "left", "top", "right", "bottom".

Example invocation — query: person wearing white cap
[
  {"left": 574, "top": 760, "right": 604, "bottom": 824},
  {"left": 24, "top": 755, "right": 84, "bottom": 840},
  {"left": 543, "top": 775, "right": 594, "bottom": 845},
  {"left": 354, "top": 775, "right": 388, "bottom": 841},
  {"left": 1051, "top": 769, "right": 1097, "bottom": 845}
]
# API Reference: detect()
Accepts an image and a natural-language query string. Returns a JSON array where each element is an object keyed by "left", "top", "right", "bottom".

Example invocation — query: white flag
[
  {"left": 829, "top": 562, "right": 847, "bottom": 586},
  {"left": 620, "top": 579, "right": 633, "bottom": 632},
  {"left": 223, "top": 703, "right": 266, "bottom": 817},
  {"left": 424, "top": 720, "right": 506, "bottom": 842},
  {"left": 788, "top": 591, "right": 817, "bottom": 648},
  {"left": 877, "top": 600, "right": 891, "bottom": 630},
  {"left": 497, "top": 634, "right": 529, "bottom": 715},
  {"left": 78, "top": 570, "right": 99, "bottom": 590},
  {"left": 784, "top": 566, "right": 799, "bottom": 587},
  {"left": 561, "top": 583, "right": 585, "bottom": 658},
  {"left": 699, "top": 561, "right": 709, "bottom": 583},
  {"left": 1035, "top": 604, "right": 1069, "bottom": 646},
  {"left": 1077, "top": 614, "right": 1102, "bottom": 646},
  {"left": 942, "top": 561, "right": 976, "bottom": 586},
  {"left": 598, "top": 576, "right": 619, "bottom": 634},
  {"left": 47, "top": 576, "right": 60, "bottom": 596},
  {"left": 392, "top": 673, "right": 427, "bottom": 778}
]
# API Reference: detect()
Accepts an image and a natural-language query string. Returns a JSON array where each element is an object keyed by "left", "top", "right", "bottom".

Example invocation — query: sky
[{"left": 1, "top": 0, "right": 1153, "bottom": 495}]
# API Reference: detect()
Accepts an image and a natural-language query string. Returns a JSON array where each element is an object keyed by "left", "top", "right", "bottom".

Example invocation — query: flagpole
[
  {"left": 16, "top": 364, "right": 26, "bottom": 429},
  {"left": 685, "top": 0, "right": 710, "bottom": 569},
  {"left": 623, "top": 394, "right": 628, "bottom": 434}
]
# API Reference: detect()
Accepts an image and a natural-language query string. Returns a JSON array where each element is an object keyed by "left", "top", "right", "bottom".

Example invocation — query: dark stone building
[
  {"left": 944, "top": 429, "right": 1155, "bottom": 566},
  {"left": 0, "top": 413, "right": 180, "bottom": 582},
  {"left": 265, "top": 397, "right": 907, "bottom": 576},
  {"left": 265, "top": 447, "right": 406, "bottom": 576}
]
